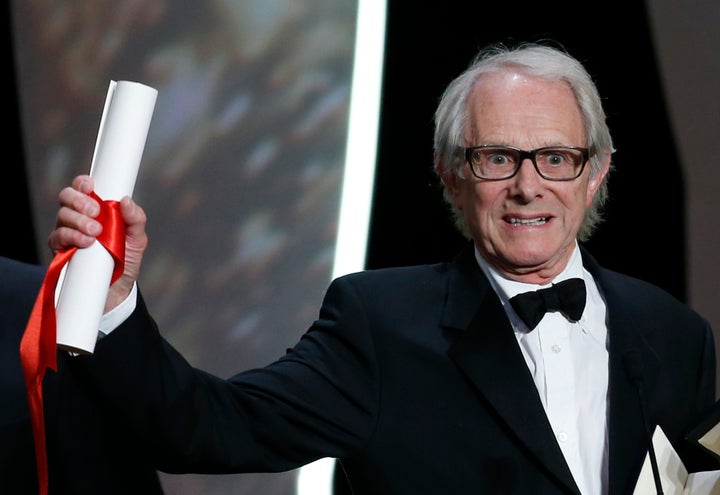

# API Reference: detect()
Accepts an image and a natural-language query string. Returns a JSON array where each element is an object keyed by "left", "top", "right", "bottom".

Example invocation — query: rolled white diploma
[{"left": 55, "top": 80, "right": 158, "bottom": 354}]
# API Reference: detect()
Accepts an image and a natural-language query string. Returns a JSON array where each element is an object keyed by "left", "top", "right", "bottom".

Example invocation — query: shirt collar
[
  {"left": 474, "top": 243, "right": 607, "bottom": 343},
  {"left": 474, "top": 242, "right": 585, "bottom": 304}
]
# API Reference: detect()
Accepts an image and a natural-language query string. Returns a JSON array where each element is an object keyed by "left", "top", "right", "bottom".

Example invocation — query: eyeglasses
[{"left": 463, "top": 145, "right": 592, "bottom": 181}]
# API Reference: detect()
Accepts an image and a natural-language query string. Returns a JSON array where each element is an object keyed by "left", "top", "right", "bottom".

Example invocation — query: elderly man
[{"left": 48, "top": 42, "right": 717, "bottom": 494}]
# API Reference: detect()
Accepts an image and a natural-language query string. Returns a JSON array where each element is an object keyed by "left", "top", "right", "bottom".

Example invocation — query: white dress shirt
[{"left": 475, "top": 243, "right": 610, "bottom": 495}]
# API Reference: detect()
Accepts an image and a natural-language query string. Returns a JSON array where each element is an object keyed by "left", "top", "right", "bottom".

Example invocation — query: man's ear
[
  {"left": 436, "top": 160, "right": 463, "bottom": 208},
  {"left": 586, "top": 150, "right": 611, "bottom": 205}
]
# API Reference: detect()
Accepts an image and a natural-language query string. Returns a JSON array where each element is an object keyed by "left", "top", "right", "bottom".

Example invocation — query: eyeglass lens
[{"left": 468, "top": 147, "right": 585, "bottom": 180}]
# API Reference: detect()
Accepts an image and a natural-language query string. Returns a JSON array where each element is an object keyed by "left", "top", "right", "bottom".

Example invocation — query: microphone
[{"left": 623, "top": 349, "right": 664, "bottom": 495}]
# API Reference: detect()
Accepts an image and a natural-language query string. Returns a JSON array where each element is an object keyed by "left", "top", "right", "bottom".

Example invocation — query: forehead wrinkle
[{"left": 466, "top": 73, "right": 585, "bottom": 150}]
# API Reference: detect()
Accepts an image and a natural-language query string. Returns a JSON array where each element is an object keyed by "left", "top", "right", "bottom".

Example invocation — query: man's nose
[
  {"left": 515, "top": 157, "right": 541, "bottom": 181},
  {"left": 510, "top": 157, "right": 543, "bottom": 196}
]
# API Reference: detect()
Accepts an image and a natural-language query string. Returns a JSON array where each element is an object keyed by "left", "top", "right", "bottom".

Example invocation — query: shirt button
[
  {"left": 551, "top": 344, "right": 562, "bottom": 353},
  {"left": 557, "top": 431, "right": 568, "bottom": 442}
]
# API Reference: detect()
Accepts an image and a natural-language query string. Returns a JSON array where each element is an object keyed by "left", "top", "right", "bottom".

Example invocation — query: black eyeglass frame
[{"left": 463, "top": 145, "right": 593, "bottom": 181}]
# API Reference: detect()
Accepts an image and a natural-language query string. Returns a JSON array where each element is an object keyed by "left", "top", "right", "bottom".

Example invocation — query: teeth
[{"left": 508, "top": 217, "right": 548, "bottom": 226}]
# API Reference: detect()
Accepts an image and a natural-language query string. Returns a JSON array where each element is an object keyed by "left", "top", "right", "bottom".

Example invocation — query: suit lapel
[
  {"left": 444, "top": 247, "right": 580, "bottom": 494},
  {"left": 582, "top": 251, "right": 662, "bottom": 495}
]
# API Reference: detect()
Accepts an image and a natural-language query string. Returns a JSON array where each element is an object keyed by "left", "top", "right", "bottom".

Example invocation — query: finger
[
  {"left": 55, "top": 203, "right": 102, "bottom": 232},
  {"left": 119, "top": 196, "right": 147, "bottom": 235},
  {"left": 47, "top": 225, "right": 97, "bottom": 253},
  {"left": 58, "top": 185, "right": 101, "bottom": 218},
  {"left": 71, "top": 174, "right": 95, "bottom": 194}
]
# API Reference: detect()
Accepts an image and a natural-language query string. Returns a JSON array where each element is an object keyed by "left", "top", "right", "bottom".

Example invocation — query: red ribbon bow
[{"left": 19, "top": 191, "right": 126, "bottom": 495}]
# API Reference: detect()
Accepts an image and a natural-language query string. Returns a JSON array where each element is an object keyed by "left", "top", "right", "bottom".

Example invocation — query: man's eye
[
  {"left": 547, "top": 154, "right": 564, "bottom": 165},
  {"left": 489, "top": 154, "right": 511, "bottom": 165}
]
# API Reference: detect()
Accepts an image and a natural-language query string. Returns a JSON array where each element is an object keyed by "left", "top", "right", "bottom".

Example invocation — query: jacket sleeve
[{"left": 70, "top": 276, "right": 379, "bottom": 474}]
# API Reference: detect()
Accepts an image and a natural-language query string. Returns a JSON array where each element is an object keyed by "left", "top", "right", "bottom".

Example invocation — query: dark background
[
  {"left": 364, "top": 2, "right": 685, "bottom": 301},
  {"left": 5, "top": 0, "right": 38, "bottom": 265}
]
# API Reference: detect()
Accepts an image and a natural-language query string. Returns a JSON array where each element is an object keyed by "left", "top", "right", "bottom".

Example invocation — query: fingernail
[
  {"left": 87, "top": 221, "right": 101, "bottom": 236},
  {"left": 77, "top": 179, "right": 90, "bottom": 194},
  {"left": 85, "top": 203, "right": 99, "bottom": 217}
]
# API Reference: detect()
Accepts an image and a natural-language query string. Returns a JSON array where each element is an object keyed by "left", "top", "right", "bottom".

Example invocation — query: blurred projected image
[{"left": 12, "top": 1, "right": 358, "bottom": 493}]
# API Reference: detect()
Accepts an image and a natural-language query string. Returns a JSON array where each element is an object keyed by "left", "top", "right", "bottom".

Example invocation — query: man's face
[{"left": 443, "top": 71, "right": 610, "bottom": 284}]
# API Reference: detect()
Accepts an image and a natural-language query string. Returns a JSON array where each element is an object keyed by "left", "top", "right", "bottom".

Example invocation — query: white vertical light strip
[
  {"left": 331, "top": 0, "right": 387, "bottom": 281},
  {"left": 295, "top": 1, "right": 387, "bottom": 494}
]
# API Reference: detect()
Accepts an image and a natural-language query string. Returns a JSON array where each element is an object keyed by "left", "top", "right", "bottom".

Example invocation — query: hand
[{"left": 48, "top": 174, "right": 148, "bottom": 312}]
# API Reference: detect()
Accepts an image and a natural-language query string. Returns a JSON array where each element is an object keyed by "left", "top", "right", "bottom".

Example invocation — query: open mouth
[{"left": 506, "top": 217, "right": 549, "bottom": 226}]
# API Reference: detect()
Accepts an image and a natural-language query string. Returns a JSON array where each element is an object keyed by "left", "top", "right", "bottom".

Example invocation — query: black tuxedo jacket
[
  {"left": 0, "top": 256, "right": 164, "bottom": 494},
  {"left": 76, "top": 244, "right": 718, "bottom": 494}
]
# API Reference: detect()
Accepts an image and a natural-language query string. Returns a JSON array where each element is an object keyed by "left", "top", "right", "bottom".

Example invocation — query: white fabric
[
  {"left": 476, "top": 244, "right": 609, "bottom": 495},
  {"left": 98, "top": 282, "right": 137, "bottom": 337}
]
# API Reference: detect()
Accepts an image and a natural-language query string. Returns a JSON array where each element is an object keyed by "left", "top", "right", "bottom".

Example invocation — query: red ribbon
[{"left": 19, "top": 191, "right": 126, "bottom": 495}]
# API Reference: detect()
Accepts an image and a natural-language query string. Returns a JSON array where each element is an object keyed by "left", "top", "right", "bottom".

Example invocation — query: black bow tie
[{"left": 508, "top": 278, "right": 587, "bottom": 330}]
